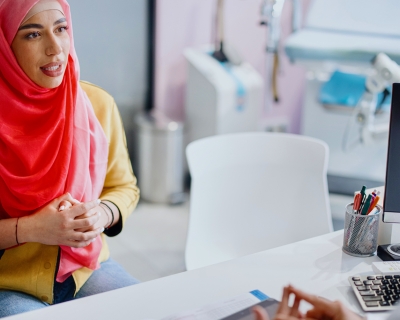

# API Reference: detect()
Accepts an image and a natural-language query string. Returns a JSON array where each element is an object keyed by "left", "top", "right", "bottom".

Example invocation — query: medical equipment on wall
[
  {"left": 212, "top": 0, "right": 229, "bottom": 63},
  {"left": 184, "top": 48, "right": 263, "bottom": 144},
  {"left": 353, "top": 53, "right": 400, "bottom": 146},
  {"left": 284, "top": 0, "right": 400, "bottom": 194},
  {"left": 184, "top": 0, "right": 263, "bottom": 144},
  {"left": 260, "top": 0, "right": 301, "bottom": 108}
]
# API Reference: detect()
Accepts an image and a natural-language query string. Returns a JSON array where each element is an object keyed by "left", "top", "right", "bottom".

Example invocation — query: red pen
[{"left": 353, "top": 193, "right": 362, "bottom": 212}]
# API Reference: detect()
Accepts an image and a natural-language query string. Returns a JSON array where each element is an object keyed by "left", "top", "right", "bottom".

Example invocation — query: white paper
[{"left": 161, "top": 290, "right": 269, "bottom": 320}]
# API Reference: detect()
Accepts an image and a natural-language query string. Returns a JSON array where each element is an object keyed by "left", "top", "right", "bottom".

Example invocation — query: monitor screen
[{"left": 383, "top": 83, "right": 400, "bottom": 222}]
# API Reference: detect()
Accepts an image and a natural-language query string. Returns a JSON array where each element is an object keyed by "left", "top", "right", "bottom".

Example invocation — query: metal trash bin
[{"left": 134, "top": 111, "right": 185, "bottom": 204}]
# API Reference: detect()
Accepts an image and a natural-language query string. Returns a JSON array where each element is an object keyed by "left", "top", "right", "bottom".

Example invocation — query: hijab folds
[{"left": 0, "top": 0, "right": 109, "bottom": 282}]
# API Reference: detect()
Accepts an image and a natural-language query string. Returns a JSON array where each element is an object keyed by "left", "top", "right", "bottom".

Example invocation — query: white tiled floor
[
  {"left": 107, "top": 200, "right": 190, "bottom": 282},
  {"left": 107, "top": 193, "right": 353, "bottom": 283}
]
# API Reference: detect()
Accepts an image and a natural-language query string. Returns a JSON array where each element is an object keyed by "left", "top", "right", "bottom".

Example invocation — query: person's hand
[
  {"left": 18, "top": 193, "right": 103, "bottom": 248},
  {"left": 68, "top": 199, "right": 113, "bottom": 233},
  {"left": 58, "top": 197, "right": 114, "bottom": 234},
  {"left": 253, "top": 285, "right": 364, "bottom": 320},
  {"left": 73, "top": 203, "right": 111, "bottom": 233},
  {"left": 253, "top": 306, "right": 271, "bottom": 320},
  {"left": 58, "top": 196, "right": 80, "bottom": 211},
  {"left": 294, "top": 286, "right": 364, "bottom": 320},
  {"left": 57, "top": 197, "right": 110, "bottom": 232},
  {"left": 253, "top": 286, "right": 304, "bottom": 320}
]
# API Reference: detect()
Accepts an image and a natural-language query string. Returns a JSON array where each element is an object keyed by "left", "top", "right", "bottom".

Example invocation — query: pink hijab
[{"left": 0, "top": 0, "right": 108, "bottom": 282}]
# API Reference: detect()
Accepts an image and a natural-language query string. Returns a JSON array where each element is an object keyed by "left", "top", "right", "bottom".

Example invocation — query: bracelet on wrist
[
  {"left": 99, "top": 203, "right": 111, "bottom": 228},
  {"left": 15, "top": 217, "right": 20, "bottom": 245},
  {"left": 100, "top": 201, "right": 114, "bottom": 230}
]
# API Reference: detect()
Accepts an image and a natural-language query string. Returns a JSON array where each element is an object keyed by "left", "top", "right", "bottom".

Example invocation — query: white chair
[{"left": 185, "top": 132, "right": 333, "bottom": 270}]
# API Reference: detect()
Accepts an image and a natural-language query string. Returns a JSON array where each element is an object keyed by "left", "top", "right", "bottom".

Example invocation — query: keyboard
[{"left": 349, "top": 275, "right": 400, "bottom": 311}]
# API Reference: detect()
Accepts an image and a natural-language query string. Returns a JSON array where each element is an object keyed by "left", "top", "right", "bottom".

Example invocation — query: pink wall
[{"left": 155, "top": 0, "right": 311, "bottom": 133}]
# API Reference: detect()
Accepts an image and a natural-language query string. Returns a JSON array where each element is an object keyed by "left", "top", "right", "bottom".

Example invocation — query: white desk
[{"left": 7, "top": 230, "right": 390, "bottom": 320}]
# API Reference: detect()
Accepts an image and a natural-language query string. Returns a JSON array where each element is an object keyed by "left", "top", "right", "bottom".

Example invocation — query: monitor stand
[
  {"left": 376, "top": 217, "right": 396, "bottom": 260},
  {"left": 378, "top": 244, "right": 400, "bottom": 261}
]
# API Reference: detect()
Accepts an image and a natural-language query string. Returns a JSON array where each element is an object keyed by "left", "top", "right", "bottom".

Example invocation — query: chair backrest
[{"left": 185, "top": 132, "right": 333, "bottom": 270}]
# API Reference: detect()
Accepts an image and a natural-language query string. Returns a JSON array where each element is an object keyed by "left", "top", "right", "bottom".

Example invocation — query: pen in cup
[{"left": 367, "top": 192, "right": 380, "bottom": 215}]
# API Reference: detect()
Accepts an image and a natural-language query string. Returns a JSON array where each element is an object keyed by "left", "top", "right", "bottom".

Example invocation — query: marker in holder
[{"left": 342, "top": 203, "right": 382, "bottom": 257}]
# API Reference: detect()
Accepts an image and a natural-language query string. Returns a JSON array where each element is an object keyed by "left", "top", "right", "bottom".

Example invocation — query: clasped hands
[{"left": 19, "top": 192, "right": 110, "bottom": 248}]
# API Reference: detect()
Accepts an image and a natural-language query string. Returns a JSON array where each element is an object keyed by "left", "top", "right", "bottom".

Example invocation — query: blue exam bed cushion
[{"left": 319, "top": 70, "right": 390, "bottom": 107}]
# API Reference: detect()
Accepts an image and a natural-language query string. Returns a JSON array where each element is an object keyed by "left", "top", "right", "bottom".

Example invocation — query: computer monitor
[{"left": 383, "top": 83, "right": 400, "bottom": 222}]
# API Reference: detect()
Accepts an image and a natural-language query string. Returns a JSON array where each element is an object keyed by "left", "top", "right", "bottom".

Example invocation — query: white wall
[
  {"left": 155, "top": 0, "right": 311, "bottom": 133},
  {"left": 68, "top": 0, "right": 148, "bottom": 155},
  {"left": 68, "top": 0, "right": 148, "bottom": 109}
]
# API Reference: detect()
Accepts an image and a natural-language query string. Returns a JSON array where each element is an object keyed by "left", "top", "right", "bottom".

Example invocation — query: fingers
[
  {"left": 68, "top": 227, "right": 104, "bottom": 244},
  {"left": 275, "top": 316, "right": 302, "bottom": 320},
  {"left": 56, "top": 192, "right": 75, "bottom": 203},
  {"left": 56, "top": 193, "right": 80, "bottom": 211},
  {"left": 65, "top": 239, "right": 94, "bottom": 248},
  {"left": 287, "top": 286, "right": 340, "bottom": 319},
  {"left": 71, "top": 198, "right": 81, "bottom": 205},
  {"left": 287, "top": 286, "right": 333, "bottom": 310},
  {"left": 58, "top": 200, "right": 102, "bottom": 234},
  {"left": 58, "top": 200, "right": 73, "bottom": 211},
  {"left": 69, "top": 199, "right": 101, "bottom": 217},
  {"left": 305, "top": 308, "right": 324, "bottom": 319},
  {"left": 253, "top": 306, "right": 269, "bottom": 320},
  {"left": 72, "top": 210, "right": 101, "bottom": 230},
  {"left": 74, "top": 207, "right": 100, "bottom": 220},
  {"left": 65, "top": 236, "right": 98, "bottom": 248},
  {"left": 277, "top": 286, "right": 291, "bottom": 315},
  {"left": 289, "top": 297, "right": 301, "bottom": 318}
]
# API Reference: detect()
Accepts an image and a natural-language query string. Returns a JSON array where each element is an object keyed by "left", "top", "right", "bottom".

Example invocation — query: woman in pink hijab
[{"left": 0, "top": 0, "right": 140, "bottom": 317}]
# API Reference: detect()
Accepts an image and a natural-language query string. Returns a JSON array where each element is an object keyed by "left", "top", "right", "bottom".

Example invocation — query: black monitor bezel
[{"left": 383, "top": 83, "right": 400, "bottom": 223}]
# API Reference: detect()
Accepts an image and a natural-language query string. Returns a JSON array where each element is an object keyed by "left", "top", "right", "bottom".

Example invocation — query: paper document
[{"left": 161, "top": 290, "right": 269, "bottom": 320}]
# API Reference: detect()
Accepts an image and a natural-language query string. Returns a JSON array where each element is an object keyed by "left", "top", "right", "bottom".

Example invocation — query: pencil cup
[{"left": 342, "top": 203, "right": 381, "bottom": 257}]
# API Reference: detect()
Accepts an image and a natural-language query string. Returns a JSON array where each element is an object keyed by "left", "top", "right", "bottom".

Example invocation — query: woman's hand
[
  {"left": 58, "top": 197, "right": 113, "bottom": 233},
  {"left": 73, "top": 203, "right": 111, "bottom": 233},
  {"left": 18, "top": 193, "right": 103, "bottom": 248},
  {"left": 59, "top": 199, "right": 117, "bottom": 232},
  {"left": 253, "top": 285, "right": 364, "bottom": 320},
  {"left": 58, "top": 197, "right": 80, "bottom": 211}
]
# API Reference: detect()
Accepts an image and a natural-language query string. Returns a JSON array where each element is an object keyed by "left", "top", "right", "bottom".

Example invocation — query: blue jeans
[{"left": 0, "top": 258, "right": 139, "bottom": 318}]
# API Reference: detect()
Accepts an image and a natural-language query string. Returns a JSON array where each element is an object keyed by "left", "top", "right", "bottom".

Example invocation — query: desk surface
[{"left": 8, "top": 230, "right": 391, "bottom": 320}]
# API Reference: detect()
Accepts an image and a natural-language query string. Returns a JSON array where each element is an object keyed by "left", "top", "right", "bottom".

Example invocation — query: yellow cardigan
[{"left": 0, "top": 81, "right": 139, "bottom": 304}]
